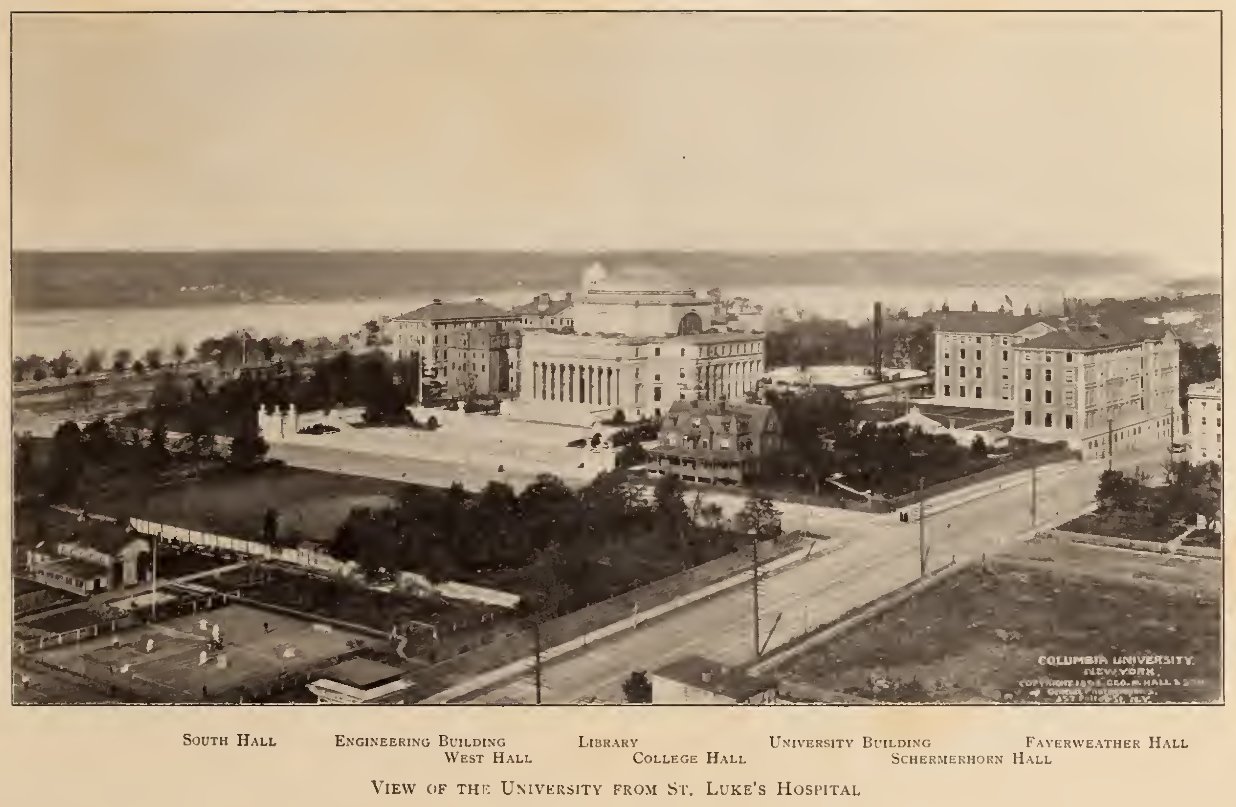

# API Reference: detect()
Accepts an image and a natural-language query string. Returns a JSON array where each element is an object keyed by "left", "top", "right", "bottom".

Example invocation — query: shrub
[{"left": 445, "top": 400, "right": 460, "bottom": 411}]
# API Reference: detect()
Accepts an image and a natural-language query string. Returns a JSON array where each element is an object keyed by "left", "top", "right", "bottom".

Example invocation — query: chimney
[
  {"left": 971, "top": 301, "right": 979, "bottom": 312},
  {"left": 872, "top": 302, "right": 884, "bottom": 382},
  {"left": 537, "top": 293, "right": 550, "bottom": 312},
  {"left": 565, "top": 292, "right": 573, "bottom": 305},
  {"left": 1024, "top": 304, "right": 1032, "bottom": 316}
]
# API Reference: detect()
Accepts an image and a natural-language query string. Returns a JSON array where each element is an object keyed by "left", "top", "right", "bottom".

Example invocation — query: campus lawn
[
  {"left": 1058, "top": 512, "right": 1177, "bottom": 544},
  {"left": 775, "top": 543, "right": 1220, "bottom": 704}
]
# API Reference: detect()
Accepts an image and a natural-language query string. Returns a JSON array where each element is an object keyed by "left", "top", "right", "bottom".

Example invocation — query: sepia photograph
[{"left": 9, "top": 9, "right": 1222, "bottom": 707}]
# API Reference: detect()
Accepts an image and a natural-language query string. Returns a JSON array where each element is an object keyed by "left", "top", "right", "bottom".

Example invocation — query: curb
[{"left": 420, "top": 538, "right": 823, "bottom": 704}]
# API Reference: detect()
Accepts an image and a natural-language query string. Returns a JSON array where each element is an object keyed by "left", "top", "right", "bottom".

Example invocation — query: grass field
[
  {"left": 83, "top": 464, "right": 413, "bottom": 544},
  {"left": 774, "top": 540, "right": 1221, "bottom": 704}
]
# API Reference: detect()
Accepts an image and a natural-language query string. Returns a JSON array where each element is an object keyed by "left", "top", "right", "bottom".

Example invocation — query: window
[
  {"left": 1025, "top": 411, "right": 1032, "bottom": 425},
  {"left": 1003, "top": 350, "right": 1008, "bottom": 361},
  {"left": 961, "top": 349, "right": 966, "bottom": 359},
  {"left": 959, "top": 386, "right": 966, "bottom": 397},
  {"left": 960, "top": 367, "right": 966, "bottom": 378},
  {"left": 1046, "top": 354, "right": 1051, "bottom": 363},
  {"left": 1045, "top": 391, "right": 1052, "bottom": 404},
  {"left": 975, "top": 367, "right": 982, "bottom": 379},
  {"left": 945, "top": 366, "right": 950, "bottom": 376},
  {"left": 976, "top": 386, "right": 983, "bottom": 398},
  {"left": 944, "top": 351, "right": 950, "bottom": 359},
  {"left": 1045, "top": 413, "right": 1052, "bottom": 427},
  {"left": 944, "top": 385, "right": 951, "bottom": 397},
  {"left": 1218, "top": 434, "right": 1222, "bottom": 443},
  {"left": 655, "top": 374, "right": 661, "bottom": 381},
  {"left": 654, "top": 387, "right": 662, "bottom": 401},
  {"left": 976, "top": 349, "right": 982, "bottom": 360},
  {"left": 1202, "top": 417, "right": 1206, "bottom": 426},
  {"left": 1045, "top": 369, "right": 1051, "bottom": 382},
  {"left": 1025, "top": 369, "right": 1031, "bottom": 380},
  {"left": 1066, "top": 414, "right": 1073, "bottom": 430},
  {"left": 1025, "top": 389, "right": 1032, "bottom": 402},
  {"left": 681, "top": 348, "right": 686, "bottom": 356},
  {"left": 1066, "top": 352, "right": 1072, "bottom": 362},
  {"left": 1003, "top": 338, "right": 1008, "bottom": 345},
  {"left": 655, "top": 348, "right": 661, "bottom": 356}
]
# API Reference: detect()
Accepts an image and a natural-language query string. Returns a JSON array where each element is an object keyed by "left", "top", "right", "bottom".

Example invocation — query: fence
[
  {"left": 418, "top": 532, "right": 806, "bottom": 688},
  {"left": 886, "top": 446, "right": 1079, "bottom": 510},
  {"left": 13, "top": 590, "right": 232, "bottom": 655}
]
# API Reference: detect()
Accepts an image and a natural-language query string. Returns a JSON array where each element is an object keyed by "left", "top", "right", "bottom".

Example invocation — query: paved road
[{"left": 456, "top": 448, "right": 1164, "bottom": 704}]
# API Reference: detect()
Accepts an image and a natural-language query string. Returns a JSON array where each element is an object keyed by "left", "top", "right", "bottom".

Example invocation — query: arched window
[{"left": 677, "top": 312, "right": 704, "bottom": 336}]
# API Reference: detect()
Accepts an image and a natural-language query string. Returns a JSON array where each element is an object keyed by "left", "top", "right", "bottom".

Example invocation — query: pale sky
[{"left": 12, "top": 11, "right": 1221, "bottom": 274}]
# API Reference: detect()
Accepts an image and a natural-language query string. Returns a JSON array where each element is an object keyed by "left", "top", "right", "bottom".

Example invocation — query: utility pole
[
  {"left": 1112, "top": 415, "right": 1122, "bottom": 472},
  {"left": 533, "top": 620, "right": 542, "bottom": 705},
  {"left": 150, "top": 530, "right": 158, "bottom": 621},
  {"left": 1030, "top": 459, "right": 1037, "bottom": 527},
  {"left": 752, "top": 537, "right": 761, "bottom": 658},
  {"left": 918, "top": 477, "right": 926, "bottom": 578}
]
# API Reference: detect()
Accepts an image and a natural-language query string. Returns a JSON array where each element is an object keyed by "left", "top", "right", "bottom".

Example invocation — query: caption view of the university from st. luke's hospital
[{"left": 12, "top": 257, "right": 1221, "bottom": 706}]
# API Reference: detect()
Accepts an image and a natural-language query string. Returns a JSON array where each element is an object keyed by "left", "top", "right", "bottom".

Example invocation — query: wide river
[{"left": 13, "top": 275, "right": 1143, "bottom": 363}]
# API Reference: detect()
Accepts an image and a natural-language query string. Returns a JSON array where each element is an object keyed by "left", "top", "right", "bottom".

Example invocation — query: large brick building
[
  {"left": 1187, "top": 380, "right": 1222, "bottom": 465},
  {"left": 387, "top": 298, "right": 523, "bottom": 399},
  {"left": 933, "top": 309, "right": 1181, "bottom": 460}
]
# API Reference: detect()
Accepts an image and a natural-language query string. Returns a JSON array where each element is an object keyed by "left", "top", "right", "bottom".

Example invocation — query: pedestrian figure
[
  {"left": 264, "top": 622, "right": 269, "bottom": 633},
  {"left": 202, "top": 685, "right": 208, "bottom": 699}
]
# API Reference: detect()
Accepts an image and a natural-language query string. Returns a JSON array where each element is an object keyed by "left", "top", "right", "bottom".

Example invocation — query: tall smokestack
[{"left": 873, "top": 302, "right": 884, "bottom": 382}]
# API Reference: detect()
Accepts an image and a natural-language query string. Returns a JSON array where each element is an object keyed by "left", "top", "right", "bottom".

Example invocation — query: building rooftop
[
  {"left": 933, "top": 311, "right": 1057, "bottom": 334},
  {"left": 511, "top": 296, "right": 575, "bottom": 317},
  {"left": 395, "top": 299, "right": 517, "bottom": 322},
  {"left": 316, "top": 658, "right": 407, "bottom": 690},
  {"left": 653, "top": 655, "right": 778, "bottom": 702},
  {"left": 1188, "top": 380, "right": 1222, "bottom": 398},
  {"left": 37, "top": 509, "right": 148, "bottom": 556},
  {"left": 35, "top": 557, "right": 110, "bottom": 580},
  {"left": 1018, "top": 322, "right": 1173, "bottom": 351}
]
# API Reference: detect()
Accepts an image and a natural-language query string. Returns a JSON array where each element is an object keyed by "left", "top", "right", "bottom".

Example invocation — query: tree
[
  {"left": 738, "top": 495, "right": 782, "bottom": 538},
  {"left": 229, "top": 408, "right": 269, "bottom": 467},
  {"left": 132, "top": 360, "right": 146, "bottom": 376},
  {"left": 32, "top": 366, "right": 47, "bottom": 382},
  {"left": 263, "top": 508, "right": 280, "bottom": 545},
  {"left": 83, "top": 350, "right": 104, "bottom": 374},
  {"left": 12, "top": 358, "right": 26, "bottom": 382},
  {"left": 144, "top": 347, "right": 163, "bottom": 370},
  {"left": 172, "top": 342, "right": 187, "bottom": 367},
  {"left": 622, "top": 671, "right": 653, "bottom": 703}
]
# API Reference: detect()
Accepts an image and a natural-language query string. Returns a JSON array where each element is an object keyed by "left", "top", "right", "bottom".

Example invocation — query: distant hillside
[{"left": 12, "top": 249, "right": 1173, "bottom": 311}]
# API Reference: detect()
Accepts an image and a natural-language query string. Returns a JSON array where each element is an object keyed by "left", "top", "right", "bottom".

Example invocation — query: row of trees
[
  {"left": 764, "top": 316, "right": 934, "bottom": 374},
  {"left": 331, "top": 472, "right": 782, "bottom": 619},
  {"left": 14, "top": 323, "right": 389, "bottom": 383},
  {"left": 15, "top": 411, "right": 268, "bottom": 504},
  {"left": 754, "top": 388, "right": 1003, "bottom": 499},
  {"left": 139, "top": 349, "right": 419, "bottom": 438},
  {"left": 1094, "top": 461, "right": 1222, "bottom": 535}
]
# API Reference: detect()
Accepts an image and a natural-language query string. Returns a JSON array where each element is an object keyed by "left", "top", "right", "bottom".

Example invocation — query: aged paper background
[{"left": 1, "top": 2, "right": 1232, "bottom": 804}]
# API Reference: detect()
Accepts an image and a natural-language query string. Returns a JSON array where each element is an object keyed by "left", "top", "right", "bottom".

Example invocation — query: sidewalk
[{"left": 421, "top": 539, "right": 821, "bottom": 704}]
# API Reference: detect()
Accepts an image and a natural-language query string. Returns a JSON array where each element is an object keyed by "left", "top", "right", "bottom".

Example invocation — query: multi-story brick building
[
  {"left": 441, "top": 323, "right": 522, "bottom": 398},
  {"left": 387, "top": 298, "right": 522, "bottom": 397},
  {"left": 1187, "top": 380, "right": 1222, "bottom": 465},
  {"left": 933, "top": 310, "right": 1180, "bottom": 460},
  {"left": 511, "top": 292, "right": 575, "bottom": 330},
  {"left": 1008, "top": 318, "right": 1179, "bottom": 460},
  {"left": 933, "top": 308, "right": 1058, "bottom": 408}
]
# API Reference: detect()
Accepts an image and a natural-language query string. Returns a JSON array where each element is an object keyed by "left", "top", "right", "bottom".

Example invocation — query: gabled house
[{"left": 645, "top": 399, "right": 781, "bottom": 485}]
